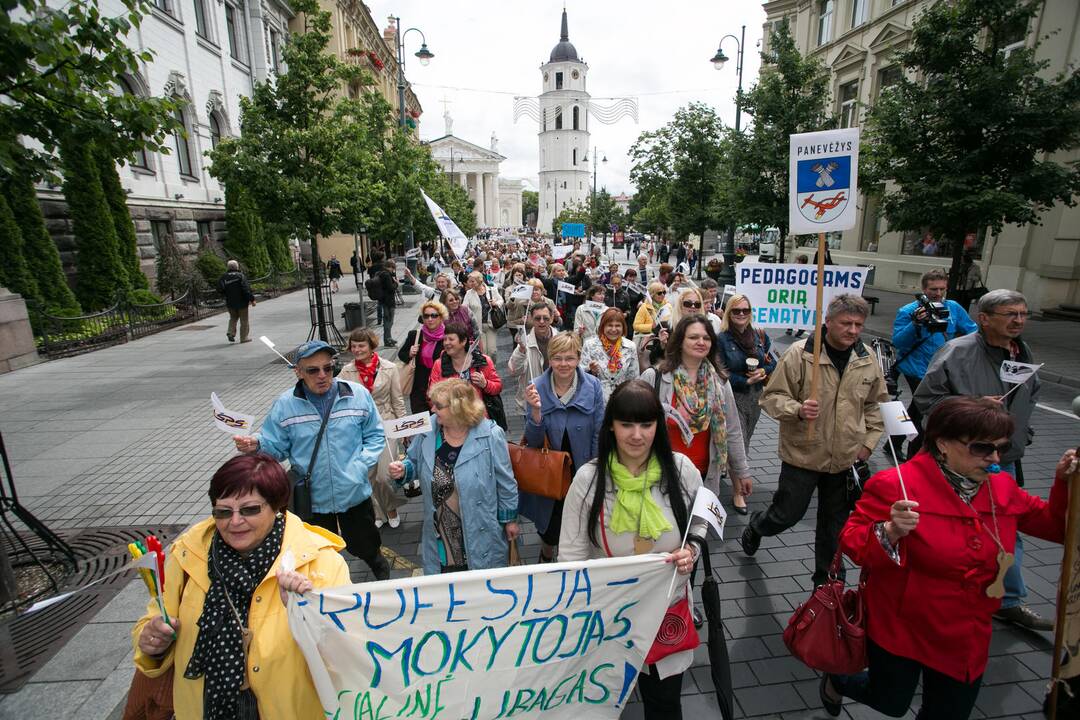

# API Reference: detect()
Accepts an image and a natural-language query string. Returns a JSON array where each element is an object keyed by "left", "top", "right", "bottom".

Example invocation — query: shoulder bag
[
  {"left": 783, "top": 548, "right": 867, "bottom": 674},
  {"left": 508, "top": 433, "right": 572, "bottom": 500},
  {"left": 286, "top": 409, "right": 331, "bottom": 521},
  {"left": 399, "top": 329, "right": 422, "bottom": 397},
  {"left": 488, "top": 288, "right": 507, "bottom": 330}
]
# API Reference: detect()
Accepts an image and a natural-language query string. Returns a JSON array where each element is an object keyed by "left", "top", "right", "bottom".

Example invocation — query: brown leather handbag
[
  {"left": 783, "top": 549, "right": 868, "bottom": 674},
  {"left": 508, "top": 435, "right": 573, "bottom": 500}
]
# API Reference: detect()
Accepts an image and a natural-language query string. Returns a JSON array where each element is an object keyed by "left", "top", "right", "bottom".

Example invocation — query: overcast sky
[{"left": 367, "top": 0, "right": 767, "bottom": 196}]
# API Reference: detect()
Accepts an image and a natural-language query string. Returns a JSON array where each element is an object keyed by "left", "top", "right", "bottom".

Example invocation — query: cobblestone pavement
[{"left": 0, "top": 274, "right": 1077, "bottom": 719}]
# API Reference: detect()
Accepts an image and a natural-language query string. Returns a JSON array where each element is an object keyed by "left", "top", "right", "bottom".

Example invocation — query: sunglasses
[
  {"left": 729, "top": 308, "right": 751, "bottom": 316},
  {"left": 301, "top": 364, "right": 335, "bottom": 376},
  {"left": 422, "top": 313, "right": 441, "bottom": 319},
  {"left": 653, "top": 291, "right": 667, "bottom": 296},
  {"left": 533, "top": 316, "right": 551, "bottom": 323},
  {"left": 211, "top": 503, "right": 267, "bottom": 520},
  {"left": 682, "top": 301, "right": 702, "bottom": 309},
  {"left": 967, "top": 440, "right": 1012, "bottom": 457}
]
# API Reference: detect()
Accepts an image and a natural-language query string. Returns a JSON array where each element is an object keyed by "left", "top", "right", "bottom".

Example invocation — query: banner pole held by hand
[
  {"left": 1048, "top": 446, "right": 1080, "bottom": 720},
  {"left": 806, "top": 232, "right": 827, "bottom": 441},
  {"left": 666, "top": 513, "right": 696, "bottom": 598},
  {"left": 259, "top": 336, "right": 295, "bottom": 367}
]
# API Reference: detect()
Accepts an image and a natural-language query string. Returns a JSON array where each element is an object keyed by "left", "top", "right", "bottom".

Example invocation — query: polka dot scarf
[{"left": 184, "top": 514, "right": 284, "bottom": 719}]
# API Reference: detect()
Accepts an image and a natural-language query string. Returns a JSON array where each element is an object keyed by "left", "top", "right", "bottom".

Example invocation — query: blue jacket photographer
[{"left": 891, "top": 269, "right": 978, "bottom": 381}]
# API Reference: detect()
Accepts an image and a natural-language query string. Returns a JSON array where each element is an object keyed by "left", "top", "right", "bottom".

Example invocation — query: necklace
[{"left": 978, "top": 475, "right": 1014, "bottom": 599}]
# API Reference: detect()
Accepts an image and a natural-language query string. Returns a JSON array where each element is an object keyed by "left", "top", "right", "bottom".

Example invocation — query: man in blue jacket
[
  {"left": 890, "top": 268, "right": 977, "bottom": 458},
  {"left": 233, "top": 340, "right": 390, "bottom": 579}
]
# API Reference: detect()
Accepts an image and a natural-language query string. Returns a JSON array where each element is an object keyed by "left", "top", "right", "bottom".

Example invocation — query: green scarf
[{"left": 608, "top": 456, "right": 672, "bottom": 540}]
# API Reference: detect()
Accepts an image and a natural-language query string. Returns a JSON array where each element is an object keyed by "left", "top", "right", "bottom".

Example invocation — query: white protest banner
[
  {"left": 626, "top": 281, "right": 648, "bottom": 297},
  {"left": 1000, "top": 360, "right": 1043, "bottom": 385},
  {"left": 510, "top": 284, "right": 534, "bottom": 301},
  {"left": 552, "top": 244, "right": 573, "bottom": 260},
  {"left": 288, "top": 555, "right": 673, "bottom": 720},
  {"left": 723, "top": 285, "right": 737, "bottom": 297},
  {"left": 789, "top": 127, "right": 860, "bottom": 235},
  {"left": 422, "top": 189, "right": 469, "bottom": 259},
  {"left": 735, "top": 263, "right": 868, "bottom": 329},
  {"left": 211, "top": 392, "right": 254, "bottom": 434},
  {"left": 558, "top": 280, "right": 577, "bottom": 296},
  {"left": 689, "top": 486, "right": 727, "bottom": 540},
  {"left": 405, "top": 247, "right": 421, "bottom": 259},
  {"left": 384, "top": 411, "right": 433, "bottom": 440},
  {"left": 880, "top": 401, "right": 918, "bottom": 442},
  {"left": 583, "top": 300, "right": 607, "bottom": 314}
]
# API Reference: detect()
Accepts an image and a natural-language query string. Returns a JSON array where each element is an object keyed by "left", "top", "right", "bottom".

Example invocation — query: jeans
[
  {"left": 381, "top": 302, "right": 396, "bottom": 345},
  {"left": 997, "top": 462, "right": 1027, "bottom": 608},
  {"left": 310, "top": 498, "right": 389, "bottom": 579},
  {"left": 750, "top": 462, "right": 851, "bottom": 585},
  {"left": 637, "top": 667, "right": 683, "bottom": 719}
]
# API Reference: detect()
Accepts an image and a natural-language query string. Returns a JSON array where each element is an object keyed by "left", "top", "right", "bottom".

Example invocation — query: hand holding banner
[
  {"left": 384, "top": 411, "right": 433, "bottom": 439},
  {"left": 690, "top": 486, "right": 727, "bottom": 540},
  {"left": 879, "top": 401, "right": 918, "bottom": 442},
  {"left": 510, "top": 283, "right": 533, "bottom": 301},
  {"left": 1000, "top": 361, "right": 1043, "bottom": 384}
]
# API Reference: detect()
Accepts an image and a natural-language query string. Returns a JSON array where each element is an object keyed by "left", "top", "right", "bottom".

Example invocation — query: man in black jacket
[
  {"left": 369, "top": 254, "right": 399, "bottom": 347},
  {"left": 217, "top": 260, "right": 256, "bottom": 343}
]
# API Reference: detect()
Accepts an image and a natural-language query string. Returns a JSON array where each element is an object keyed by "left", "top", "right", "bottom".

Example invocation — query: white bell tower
[{"left": 537, "top": 9, "right": 590, "bottom": 235}]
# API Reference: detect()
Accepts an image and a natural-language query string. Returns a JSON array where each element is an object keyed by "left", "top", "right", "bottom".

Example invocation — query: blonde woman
[
  {"left": 398, "top": 300, "right": 448, "bottom": 413},
  {"left": 339, "top": 327, "right": 407, "bottom": 527},
  {"left": 716, "top": 293, "right": 776, "bottom": 460},
  {"left": 670, "top": 286, "right": 721, "bottom": 336},
  {"left": 523, "top": 278, "right": 559, "bottom": 333},
  {"left": 632, "top": 281, "right": 672, "bottom": 334}
]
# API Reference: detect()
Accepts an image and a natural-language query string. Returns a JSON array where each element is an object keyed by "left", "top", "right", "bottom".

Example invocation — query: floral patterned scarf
[
  {"left": 599, "top": 334, "right": 623, "bottom": 373},
  {"left": 671, "top": 363, "right": 728, "bottom": 471}
]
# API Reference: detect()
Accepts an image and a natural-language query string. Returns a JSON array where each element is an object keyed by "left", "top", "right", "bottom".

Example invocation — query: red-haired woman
[
  {"left": 821, "top": 397, "right": 1075, "bottom": 719},
  {"left": 581, "top": 307, "right": 639, "bottom": 401},
  {"left": 131, "top": 454, "right": 349, "bottom": 719}
]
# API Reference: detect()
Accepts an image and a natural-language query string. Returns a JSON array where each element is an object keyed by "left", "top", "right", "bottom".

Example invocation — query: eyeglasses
[
  {"left": 211, "top": 503, "right": 267, "bottom": 520},
  {"left": 653, "top": 291, "right": 667, "bottom": 296},
  {"left": 989, "top": 311, "right": 1031, "bottom": 320},
  {"left": 682, "top": 301, "right": 702, "bottom": 309},
  {"left": 533, "top": 317, "right": 551, "bottom": 323},
  {"left": 729, "top": 308, "right": 751, "bottom": 316},
  {"left": 301, "top": 364, "right": 335, "bottom": 376},
  {"left": 967, "top": 440, "right": 1012, "bottom": 457},
  {"left": 422, "top": 313, "right": 441, "bottom": 319},
  {"left": 433, "top": 402, "right": 449, "bottom": 410}
]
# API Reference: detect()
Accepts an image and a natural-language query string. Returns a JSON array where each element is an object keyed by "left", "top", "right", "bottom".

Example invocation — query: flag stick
[
  {"left": 666, "top": 514, "right": 696, "bottom": 598},
  {"left": 806, "top": 232, "right": 827, "bottom": 440},
  {"left": 1000, "top": 380, "right": 1027, "bottom": 401},
  {"left": 1048, "top": 448, "right": 1080, "bottom": 720},
  {"left": 885, "top": 436, "right": 910, "bottom": 501},
  {"left": 259, "top": 336, "right": 295, "bottom": 367}
]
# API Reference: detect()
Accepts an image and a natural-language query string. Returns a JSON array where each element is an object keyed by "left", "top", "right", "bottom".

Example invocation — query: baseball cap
[{"left": 295, "top": 340, "right": 336, "bottom": 360}]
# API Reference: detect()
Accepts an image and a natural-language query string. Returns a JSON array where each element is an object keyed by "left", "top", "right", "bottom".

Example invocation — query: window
[
  {"left": 225, "top": 3, "right": 242, "bottom": 61},
  {"left": 150, "top": 220, "right": 172, "bottom": 251},
  {"left": 193, "top": 0, "right": 209, "bottom": 38},
  {"left": 542, "top": 108, "right": 547, "bottom": 132},
  {"left": 839, "top": 80, "right": 859, "bottom": 128},
  {"left": 817, "top": 0, "right": 834, "bottom": 46},
  {"left": 1000, "top": 16, "right": 1027, "bottom": 58},
  {"left": 572, "top": 106, "right": 579, "bottom": 130},
  {"left": 117, "top": 77, "right": 149, "bottom": 170},
  {"left": 555, "top": 72, "right": 563, "bottom": 90},
  {"left": 209, "top": 114, "right": 222, "bottom": 149},
  {"left": 850, "top": 0, "right": 868, "bottom": 29},
  {"left": 172, "top": 106, "right": 194, "bottom": 177},
  {"left": 555, "top": 106, "right": 562, "bottom": 130},
  {"left": 269, "top": 29, "right": 281, "bottom": 74},
  {"left": 197, "top": 220, "right": 212, "bottom": 243},
  {"left": 153, "top": 0, "right": 169, "bottom": 13},
  {"left": 572, "top": 148, "right": 577, "bottom": 165},
  {"left": 877, "top": 65, "right": 903, "bottom": 96}
]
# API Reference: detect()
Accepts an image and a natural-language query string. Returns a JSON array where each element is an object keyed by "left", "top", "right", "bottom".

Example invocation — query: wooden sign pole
[
  {"left": 1048, "top": 449, "right": 1080, "bottom": 720},
  {"left": 805, "top": 232, "right": 827, "bottom": 440}
]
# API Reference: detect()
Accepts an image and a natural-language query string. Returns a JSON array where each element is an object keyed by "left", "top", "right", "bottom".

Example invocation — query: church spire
[{"left": 560, "top": 8, "right": 569, "bottom": 42}]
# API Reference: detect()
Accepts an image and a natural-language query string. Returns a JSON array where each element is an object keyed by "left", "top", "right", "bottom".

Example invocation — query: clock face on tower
[
  {"left": 544, "top": 73, "right": 549, "bottom": 82},
  {"left": 571, "top": 70, "right": 579, "bottom": 80}
]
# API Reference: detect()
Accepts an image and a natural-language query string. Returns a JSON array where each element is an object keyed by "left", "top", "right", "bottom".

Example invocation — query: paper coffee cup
[{"left": 746, "top": 358, "right": 759, "bottom": 370}]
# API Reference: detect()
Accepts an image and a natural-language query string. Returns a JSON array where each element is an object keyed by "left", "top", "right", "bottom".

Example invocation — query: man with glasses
[
  {"left": 914, "top": 289, "right": 1049, "bottom": 630},
  {"left": 509, "top": 304, "right": 560, "bottom": 411},
  {"left": 232, "top": 340, "right": 391, "bottom": 580}
]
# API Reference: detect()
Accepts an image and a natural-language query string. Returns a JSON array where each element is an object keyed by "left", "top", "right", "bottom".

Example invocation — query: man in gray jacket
[{"left": 914, "top": 288, "right": 1049, "bottom": 631}]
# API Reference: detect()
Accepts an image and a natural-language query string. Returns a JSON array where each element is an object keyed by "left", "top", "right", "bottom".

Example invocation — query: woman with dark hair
[
  {"left": 132, "top": 454, "right": 349, "bottom": 718},
  {"left": 427, "top": 322, "right": 504, "bottom": 426},
  {"left": 820, "top": 397, "right": 1075, "bottom": 719},
  {"left": 398, "top": 300, "right": 448, "bottom": 414},
  {"left": 560, "top": 380, "right": 708, "bottom": 719},
  {"left": 641, "top": 315, "right": 752, "bottom": 508}
]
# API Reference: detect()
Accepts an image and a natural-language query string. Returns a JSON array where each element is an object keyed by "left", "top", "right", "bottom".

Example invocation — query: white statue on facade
[{"left": 490, "top": 132, "right": 499, "bottom": 152}]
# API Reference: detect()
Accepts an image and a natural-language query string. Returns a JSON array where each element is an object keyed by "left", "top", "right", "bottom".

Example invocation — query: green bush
[
  {"left": 224, "top": 184, "right": 270, "bottom": 276},
  {"left": 96, "top": 145, "right": 148, "bottom": 289},
  {"left": 154, "top": 231, "right": 192, "bottom": 299},
  {"left": 129, "top": 288, "right": 164, "bottom": 305},
  {"left": 0, "top": 194, "right": 41, "bottom": 304},
  {"left": 195, "top": 250, "right": 227, "bottom": 285},
  {"left": 4, "top": 173, "right": 80, "bottom": 314}
]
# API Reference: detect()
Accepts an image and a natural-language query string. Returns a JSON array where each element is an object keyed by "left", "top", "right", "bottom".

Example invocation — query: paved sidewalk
[{"left": 0, "top": 273, "right": 1076, "bottom": 719}]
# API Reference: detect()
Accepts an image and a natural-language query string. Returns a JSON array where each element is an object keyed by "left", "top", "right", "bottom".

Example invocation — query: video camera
[{"left": 914, "top": 293, "right": 950, "bottom": 333}]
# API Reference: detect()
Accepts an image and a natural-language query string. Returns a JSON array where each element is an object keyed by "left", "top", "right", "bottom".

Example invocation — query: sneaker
[
  {"left": 387, "top": 512, "right": 401, "bottom": 529},
  {"left": 227, "top": 333, "right": 235, "bottom": 342},
  {"left": 375, "top": 518, "right": 384, "bottom": 529},
  {"left": 740, "top": 525, "right": 761, "bottom": 556},
  {"left": 993, "top": 604, "right": 1053, "bottom": 631}
]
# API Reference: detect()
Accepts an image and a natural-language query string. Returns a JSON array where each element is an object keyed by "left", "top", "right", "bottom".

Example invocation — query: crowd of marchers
[{"left": 130, "top": 236, "right": 1075, "bottom": 720}]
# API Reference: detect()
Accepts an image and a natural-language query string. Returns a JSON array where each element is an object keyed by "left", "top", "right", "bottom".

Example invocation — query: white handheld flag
[
  {"left": 1000, "top": 361, "right": 1043, "bottom": 384},
  {"left": 421, "top": 189, "right": 469, "bottom": 259},
  {"left": 557, "top": 280, "right": 577, "bottom": 296},
  {"left": 551, "top": 244, "right": 573, "bottom": 260},
  {"left": 509, "top": 283, "right": 533, "bottom": 301},
  {"left": 211, "top": 392, "right": 255, "bottom": 434},
  {"left": 690, "top": 485, "right": 727, "bottom": 540},
  {"left": 384, "top": 411, "right": 433, "bottom": 439},
  {"left": 879, "top": 401, "right": 918, "bottom": 442}
]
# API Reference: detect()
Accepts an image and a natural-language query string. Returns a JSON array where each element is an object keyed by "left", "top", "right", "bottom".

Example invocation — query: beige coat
[{"left": 760, "top": 335, "right": 888, "bottom": 473}]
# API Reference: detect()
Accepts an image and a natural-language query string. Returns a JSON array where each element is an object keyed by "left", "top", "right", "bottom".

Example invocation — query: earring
[{"left": 275, "top": 511, "right": 284, "bottom": 519}]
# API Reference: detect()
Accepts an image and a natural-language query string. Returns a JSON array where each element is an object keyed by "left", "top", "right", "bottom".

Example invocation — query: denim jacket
[{"left": 715, "top": 329, "right": 778, "bottom": 393}]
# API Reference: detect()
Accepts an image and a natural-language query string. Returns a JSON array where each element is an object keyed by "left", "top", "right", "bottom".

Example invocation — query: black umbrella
[{"left": 699, "top": 541, "right": 735, "bottom": 720}]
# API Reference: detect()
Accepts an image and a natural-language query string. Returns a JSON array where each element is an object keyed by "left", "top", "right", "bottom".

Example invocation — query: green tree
[
  {"left": 0, "top": 194, "right": 40, "bottom": 304},
  {"left": 588, "top": 187, "right": 618, "bottom": 243},
  {"left": 521, "top": 189, "right": 538, "bottom": 227},
  {"left": 629, "top": 124, "right": 675, "bottom": 237},
  {"left": 0, "top": 0, "right": 179, "bottom": 182},
  {"left": 223, "top": 183, "right": 271, "bottom": 276},
  {"left": 863, "top": 0, "right": 1080, "bottom": 291},
  {"left": 265, "top": 223, "right": 293, "bottom": 273},
  {"left": 60, "top": 133, "right": 129, "bottom": 309},
  {"left": 3, "top": 173, "right": 80, "bottom": 313},
  {"left": 95, "top": 145, "right": 147, "bottom": 289},
  {"left": 154, "top": 229, "right": 190, "bottom": 299},
  {"left": 728, "top": 24, "right": 833, "bottom": 261}
]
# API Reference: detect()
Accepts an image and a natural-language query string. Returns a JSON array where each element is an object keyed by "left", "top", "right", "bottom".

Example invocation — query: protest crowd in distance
[{"left": 125, "top": 228, "right": 1079, "bottom": 720}]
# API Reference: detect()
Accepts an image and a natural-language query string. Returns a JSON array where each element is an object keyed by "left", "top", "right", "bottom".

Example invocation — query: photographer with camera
[{"left": 889, "top": 269, "right": 977, "bottom": 459}]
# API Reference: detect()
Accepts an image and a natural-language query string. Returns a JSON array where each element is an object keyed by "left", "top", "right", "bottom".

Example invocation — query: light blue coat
[
  {"left": 402, "top": 417, "right": 518, "bottom": 575},
  {"left": 257, "top": 380, "right": 385, "bottom": 514}
]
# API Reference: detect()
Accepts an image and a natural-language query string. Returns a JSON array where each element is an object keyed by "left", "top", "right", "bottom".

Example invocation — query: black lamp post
[
  {"left": 393, "top": 16, "right": 433, "bottom": 283},
  {"left": 710, "top": 24, "right": 745, "bottom": 284},
  {"left": 584, "top": 148, "right": 608, "bottom": 254}
]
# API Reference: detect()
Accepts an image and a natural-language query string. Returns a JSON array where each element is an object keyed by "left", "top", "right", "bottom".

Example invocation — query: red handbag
[
  {"left": 645, "top": 591, "right": 701, "bottom": 664},
  {"left": 783, "top": 549, "right": 867, "bottom": 674}
]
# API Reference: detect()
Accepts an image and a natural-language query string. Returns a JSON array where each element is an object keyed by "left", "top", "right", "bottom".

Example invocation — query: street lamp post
[
  {"left": 584, "top": 148, "right": 607, "bottom": 254},
  {"left": 710, "top": 24, "right": 745, "bottom": 284},
  {"left": 393, "top": 16, "right": 434, "bottom": 285}
]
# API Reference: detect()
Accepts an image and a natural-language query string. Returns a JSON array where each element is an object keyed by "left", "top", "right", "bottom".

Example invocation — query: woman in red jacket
[
  {"left": 427, "top": 321, "right": 503, "bottom": 422},
  {"left": 820, "top": 396, "right": 1074, "bottom": 719}
]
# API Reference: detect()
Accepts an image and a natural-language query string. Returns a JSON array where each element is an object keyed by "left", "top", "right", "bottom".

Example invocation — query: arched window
[
  {"left": 172, "top": 103, "right": 195, "bottom": 177},
  {"left": 555, "top": 106, "right": 563, "bottom": 130},
  {"left": 117, "top": 77, "right": 149, "bottom": 170},
  {"left": 572, "top": 106, "right": 579, "bottom": 130},
  {"left": 209, "top": 113, "right": 222, "bottom": 149}
]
